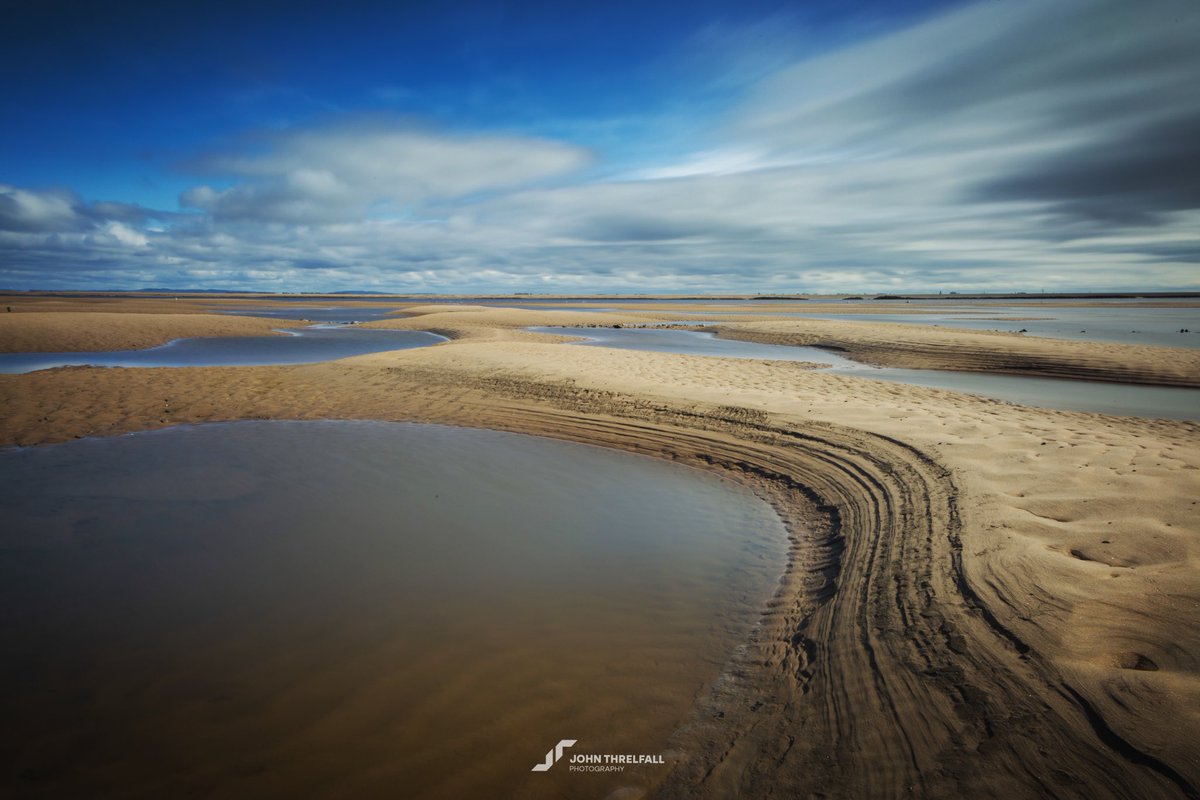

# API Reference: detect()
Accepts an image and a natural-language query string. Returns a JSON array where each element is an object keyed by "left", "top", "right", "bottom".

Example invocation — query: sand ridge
[
  {"left": 709, "top": 317, "right": 1200, "bottom": 387},
  {"left": 356, "top": 302, "right": 1200, "bottom": 387},
  {"left": 0, "top": 312, "right": 312, "bottom": 353}
]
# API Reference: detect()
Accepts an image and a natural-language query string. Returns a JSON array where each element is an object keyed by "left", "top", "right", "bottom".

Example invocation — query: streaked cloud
[
  {"left": 2, "top": 0, "right": 1198, "bottom": 292},
  {"left": 179, "top": 122, "right": 592, "bottom": 224}
]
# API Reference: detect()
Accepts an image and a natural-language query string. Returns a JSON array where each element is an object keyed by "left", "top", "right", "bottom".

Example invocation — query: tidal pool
[
  {"left": 517, "top": 299, "right": 1200, "bottom": 348},
  {"left": 537, "top": 326, "right": 1200, "bottom": 421},
  {"left": 529, "top": 325, "right": 863, "bottom": 367},
  {"left": 215, "top": 305, "right": 407, "bottom": 323},
  {"left": 0, "top": 421, "right": 786, "bottom": 799},
  {"left": 0, "top": 326, "right": 444, "bottom": 374},
  {"left": 796, "top": 304, "right": 1200, "bottom": 348}
]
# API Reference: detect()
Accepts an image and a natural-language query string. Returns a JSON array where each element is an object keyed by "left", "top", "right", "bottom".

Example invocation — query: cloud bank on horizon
[{"left": 1, "top": 0, "right": 1197, "bottom": 293}]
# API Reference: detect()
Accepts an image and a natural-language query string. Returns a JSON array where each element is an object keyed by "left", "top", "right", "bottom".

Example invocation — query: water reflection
[
  {"left": 0, "top": 327, "right": 445, "bottom": 374},
  {"left": 0, "top": 421, "right": 785, "bottom": 798},
  {"left": 796, "top": 305, "right": 1200, "bottom": 348},
  {"left": 215, "top": 305, "right": 406, "bottom": 323}
]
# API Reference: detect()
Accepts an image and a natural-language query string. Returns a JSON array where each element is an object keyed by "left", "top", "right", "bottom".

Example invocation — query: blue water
[
  {"left": 795, "top": 305, "right": 1200, "bottom": 349},
  {"left": 497, "top": 304, "right": 618, "bottom": 312},
  {"left": 204, "top": 296, "right": 1200, "bottom": 349},
  {"left": 535, "top": 326, "right": 1200, "bottom": 421},
  {"left": 530, "top": 326, "right": 863, "bottom": 367},
  {"left": 509, "top": 300, "right": 1200, "bottom": 348},
  {"left": 216, "top": 305, "right": 407, "bottom": 323},
  {"left": 0, "top": 326, "right": 445, "bottom": 373}
]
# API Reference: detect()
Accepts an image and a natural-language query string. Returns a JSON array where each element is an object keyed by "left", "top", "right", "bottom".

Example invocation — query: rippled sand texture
[{"left": 1, "top": 294, "right": 1198, "bottom": 799}]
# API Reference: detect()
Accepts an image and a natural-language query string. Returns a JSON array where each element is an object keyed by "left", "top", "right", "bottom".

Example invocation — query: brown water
[{"left": 0, "top": 421, "right": 787, "bottom": 799}]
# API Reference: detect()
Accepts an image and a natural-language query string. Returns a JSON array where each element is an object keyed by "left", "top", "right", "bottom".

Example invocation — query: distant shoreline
[{"left": 4, "top": 290, "right": 1200, "bottom": 302}]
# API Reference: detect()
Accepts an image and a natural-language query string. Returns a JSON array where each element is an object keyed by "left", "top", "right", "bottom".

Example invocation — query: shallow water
[
  {"left": 514, "top": 300, "right": 1200, "bottom": 347},
  {"left": 476, "top": 303, "right": 615, "bottom": 312},
  {"left": 853, "top": 366, "right": 1200, "bottom": 420},
  {"left": 529, "top": 326, "right": 863, "bottom": 367},
  {"left": 796, "top": 305, "right": 1200, "bottom": 348},
  {"left": 0, "top": 421, "right": 786, "bottom": 798},
  {"left": 538, "top": 327, "right": 1200, "bottom": 421},
  {"left": 0, "top": 326, "right": 445, "bottom": 374},
  {"left": 216, "top": 305, "right": 407, "bottom": 323}
]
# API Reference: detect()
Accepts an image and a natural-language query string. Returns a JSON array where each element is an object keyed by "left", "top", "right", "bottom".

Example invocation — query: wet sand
[
  {"left": 707, "top": 317, "right": 1200, "bottom": 387},
  {"left": 0, "top": 312, "right": 305, "bottom": 353},
  {"left": 360, "top": 303, "right": 1200, "bottom": 387},
  {"left": 1, "top": 295, "right": 1198, "bottom": 798}
]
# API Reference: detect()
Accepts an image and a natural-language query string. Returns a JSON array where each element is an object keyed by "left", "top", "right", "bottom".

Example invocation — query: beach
[
  {"left": 1, "top": 295, "right": 1197, "bottom": 798},
  {"left": 0, "top": 311, "right": 303, "bottom": 353}
]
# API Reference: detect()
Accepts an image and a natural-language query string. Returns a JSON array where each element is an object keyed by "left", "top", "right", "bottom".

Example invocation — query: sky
[{"left": 1, "top": 0, "right": 1198, "bottom": 294}]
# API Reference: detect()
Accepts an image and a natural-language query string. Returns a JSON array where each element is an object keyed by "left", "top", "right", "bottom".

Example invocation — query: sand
[
  {"left": 1, "top": 297, "right": 1198, "bottom": 798},
  {"left": 361, "top": 304, "right": 1200, "bottom": 386},
  {"left": 709, "top": 317, "right": 1200, "bottom": 387},
  {"left": 0, "top": 312, "right": 313, "bottom": 353}
]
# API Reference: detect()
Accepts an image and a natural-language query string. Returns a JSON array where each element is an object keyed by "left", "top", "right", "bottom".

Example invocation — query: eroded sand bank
[
  {"left": 0, "top": 312, "right": 308, "bottom": 353},
  {"left": 1, "top": 297, "right": 1198, "bottom": 798}
]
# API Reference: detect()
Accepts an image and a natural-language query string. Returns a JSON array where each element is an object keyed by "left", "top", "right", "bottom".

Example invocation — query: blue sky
[{"left": 2, "top": 0, "right": 1197, "bottom": 293}]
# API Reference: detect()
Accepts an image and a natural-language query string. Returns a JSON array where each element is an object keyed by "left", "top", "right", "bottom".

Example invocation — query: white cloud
[
  {"left": 0, "top": 185, "right": 82, "bottom": 233},
  {"left": 179, "top": 122, "right": 592, "bottom": 224},
  {"left": 3, "top": 0, "right": 1198, "bottom": 292},
  {"left": 104, "top": 221, "right": 149, "bottom": 247}
]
